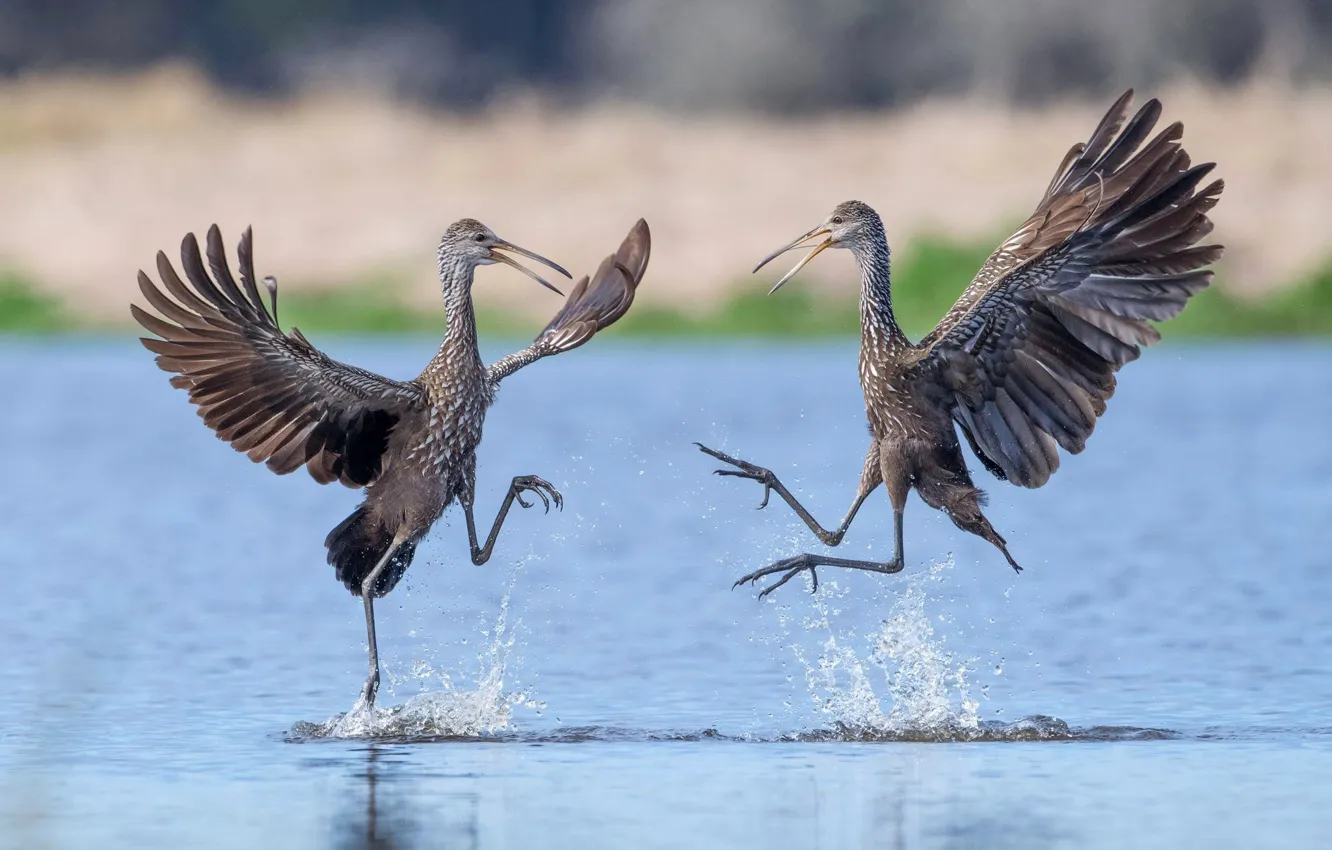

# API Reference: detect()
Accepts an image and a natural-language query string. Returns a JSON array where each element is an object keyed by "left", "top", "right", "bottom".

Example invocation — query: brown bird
[
  {"left": 133, "top": 218, "right": 650, "bottom": 705},
  {"left": 699, "top": 90, "right": 1222, "bottom": 597}
]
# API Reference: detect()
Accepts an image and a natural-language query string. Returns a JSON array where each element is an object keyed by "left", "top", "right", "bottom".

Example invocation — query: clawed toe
[
  {"left": 733, "top": 557, "right": 819, "bottom": 598},
  {"left": 513, "top": 476, "right": 563, "bottom": 513},
  {"left": 695, "top": 442, "right": 734, "bottom": 465},
  {"left": 698, "top": 443, "right": 763, "bottom": 475},
  {"left": 699, "top": 445, "right": 775, "bottom": 511}
]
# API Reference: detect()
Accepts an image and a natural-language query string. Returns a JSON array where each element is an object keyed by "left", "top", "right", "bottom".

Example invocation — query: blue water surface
[{"left": 1, "top": 339, "right": 1329, "bottom": 848}]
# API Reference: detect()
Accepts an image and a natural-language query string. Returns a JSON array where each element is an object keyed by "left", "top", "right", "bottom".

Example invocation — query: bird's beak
[
  {"left": 489, "top": 239, "right": 572, "bottom": 296},
  {"left": 753, "top": 225, "right": 834, "bottom": 294}
]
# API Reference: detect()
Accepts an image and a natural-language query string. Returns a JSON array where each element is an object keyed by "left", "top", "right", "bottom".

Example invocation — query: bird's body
[
  {"left": 701, "top": 91, "right": 1223, "bottom": 596},
  {"left": 134, "top": 217, "right": 651, "bottom": 704},
  {"left": 326, "top": 244, "right": 497, "bottom": 599}
]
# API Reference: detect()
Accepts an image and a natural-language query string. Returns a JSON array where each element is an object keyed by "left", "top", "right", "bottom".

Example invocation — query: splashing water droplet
[
  {"left": 780, "top": 558, "right": 982, "bottom": 740},
  {"left": 293, "top": 556, "right": 542, "bottom": 740}
]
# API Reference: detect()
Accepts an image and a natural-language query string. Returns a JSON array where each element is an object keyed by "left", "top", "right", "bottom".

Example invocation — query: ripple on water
[{"left": 287, "top": 716, "right": 1180, "bottom": 744}]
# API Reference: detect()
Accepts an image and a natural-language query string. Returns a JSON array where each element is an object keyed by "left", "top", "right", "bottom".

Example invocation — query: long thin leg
[
  {"left": 357, "top": 533, "right": 408, "bottom": 708},
  {"left": 697, "top": 443, "right": 872, "bottom": 546},
  {"left": 734, "top": 509, "right": 906, "bottom": 598},
  {"left": 463, "top": 475, "right": 563, "bottom": 566}
]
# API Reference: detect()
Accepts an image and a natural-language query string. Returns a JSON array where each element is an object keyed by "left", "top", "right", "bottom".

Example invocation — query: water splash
[
  {"left": 782, "top": 558, "right": 983, "bottom": 740},
  {"left": 291, "top": 559, "right": 542, "bottom": 741}
]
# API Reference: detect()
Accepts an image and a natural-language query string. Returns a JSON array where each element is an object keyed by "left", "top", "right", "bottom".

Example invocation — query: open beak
[
  {"left": 489, "top": 239, "right": 572, "bottom": 296},
  {"left": 752, "top": 225, "right": 834, "bottom": 294}
]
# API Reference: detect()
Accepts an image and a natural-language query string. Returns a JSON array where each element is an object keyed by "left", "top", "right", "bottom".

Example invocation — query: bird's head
[
  {"left": 753, "top": 200, "right": 884, "bottom": 293},
  {"left": 441, "top": 218, "right": 571, "bottom": 295}
]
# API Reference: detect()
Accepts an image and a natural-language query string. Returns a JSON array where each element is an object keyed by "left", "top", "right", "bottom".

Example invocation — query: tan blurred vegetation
[{"left": 0, "top": 65, "right": 1329, "bottom": 324}]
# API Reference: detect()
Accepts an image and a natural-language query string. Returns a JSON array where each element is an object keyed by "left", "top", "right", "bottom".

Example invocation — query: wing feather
[
  {"left": 487, "top": 219, "right": 651, "bottom": 386},
  {"left": 918, "top": 93, "right": 1223, "bottom": 489},
  {"left": 132, "top": 225, "right": 426, "bottom": 487}
]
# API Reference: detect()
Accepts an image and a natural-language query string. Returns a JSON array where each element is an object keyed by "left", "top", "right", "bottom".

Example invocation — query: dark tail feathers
[{"left": 325, "top": 506, "right": 418, "bottom": 597}]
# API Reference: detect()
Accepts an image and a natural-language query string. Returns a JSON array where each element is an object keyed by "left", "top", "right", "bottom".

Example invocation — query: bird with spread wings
[
  {"left": 134, "top": 218, "right": 650, "bottom": 706},
  {"left": 700, "top": 91, "right": 1223, "bottom": 597}
]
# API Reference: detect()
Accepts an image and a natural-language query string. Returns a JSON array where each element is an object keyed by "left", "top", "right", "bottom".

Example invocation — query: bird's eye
[
  {"left": 474, "top": 233, "right": 487, "bottom": 243},
  {"left": 832, "top": 216, "right": 844, "bottom": 225}
]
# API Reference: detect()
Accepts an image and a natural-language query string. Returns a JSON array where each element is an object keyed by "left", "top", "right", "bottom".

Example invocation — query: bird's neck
[
  {"left": 853, "top": 238, "right": 908, "bottom": 350},
  {"left": 429, "top": 254, "right": 486, "bottom": 389}
]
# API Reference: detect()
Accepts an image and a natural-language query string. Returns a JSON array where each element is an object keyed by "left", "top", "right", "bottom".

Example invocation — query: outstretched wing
[
  {"left": 131, "top": 225, "right": 427, "bottom": 488},
  {"left": 917, "top": 93, "right": 1223, "bottom": 489},
  {"left": 922, "top": 90, "right": 1177, "bottom": 348},
  {"left": 487, "top": 218, "right": 650, "bottom": 386}
]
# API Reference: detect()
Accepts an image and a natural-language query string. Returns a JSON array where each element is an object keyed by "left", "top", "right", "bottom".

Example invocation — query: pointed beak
[
  {"left": 753, "top": 225, "right": 835, "bottom": 294},
  {"left": 489, "top": 239, "right": 572, "bottom": 296}
]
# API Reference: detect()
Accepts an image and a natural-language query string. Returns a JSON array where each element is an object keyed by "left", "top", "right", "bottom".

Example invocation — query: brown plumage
[
  {"left": 699, "top": 90, "right": 1222, "bottom": 597},
  {"left": 133, "top": 217, "right": 651, "bottom": 705}
]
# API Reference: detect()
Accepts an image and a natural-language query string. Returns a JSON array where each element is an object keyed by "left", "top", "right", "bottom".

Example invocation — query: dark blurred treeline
[{"left": 1, "top": 0, "right": 1329, "bottom": 110}]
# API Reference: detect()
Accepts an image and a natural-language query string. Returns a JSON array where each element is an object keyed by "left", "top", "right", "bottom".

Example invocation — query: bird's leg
[
  {"left": 697, "top": 443, "right": 870, "bottom": 546},
  {"left": 357, "top": 533, "right": 408, "bottom": 709},
  {"left": 734, "top": 510, "right": 906, "bottom": 599},
  {"left": 464, "top": 475, "right": 564, "bottom": 566}
]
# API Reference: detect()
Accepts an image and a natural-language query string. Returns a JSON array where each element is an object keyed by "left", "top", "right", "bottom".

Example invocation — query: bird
[
  {"left": 132, "top": 217, "right": 650, "bottom": 706},
  {"left": 698, "top": 90, "right": 1223, "bottom": 598}
]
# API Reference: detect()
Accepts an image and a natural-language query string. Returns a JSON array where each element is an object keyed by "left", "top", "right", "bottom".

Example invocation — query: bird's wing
[
  {"left": 132, "top": 225, "right": 427, "bottom": 488},
  {"left": 487, "top": 219, "right": 650, "bottom": 386},
  {"left": 921, "top": 90, "right": 1181, "bottom": 348},
  {"left": 915, "top": 98, "right": 1223, "bottom": 489}
]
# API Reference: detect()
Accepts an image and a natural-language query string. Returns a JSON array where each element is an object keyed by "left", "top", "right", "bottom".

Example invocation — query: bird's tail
[{"left": 325, "top": 506, "right": 418, "bottom": 597}]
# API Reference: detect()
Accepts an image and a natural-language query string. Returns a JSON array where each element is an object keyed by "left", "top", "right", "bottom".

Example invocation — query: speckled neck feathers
[
  {"left": 424, "top": 246, "right": 488, "bottom": 402},
  {"left": 850, "top": 219, "right": 909, "bottom": 352}
]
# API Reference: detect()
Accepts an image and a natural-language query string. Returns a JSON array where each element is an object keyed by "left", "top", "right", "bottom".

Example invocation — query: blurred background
[
  {"left": 1, "top": 0, "right": 1331, "bottom": 337},
  {"left": 5, "top": 5, "right": 1332, "bottom": 848}
]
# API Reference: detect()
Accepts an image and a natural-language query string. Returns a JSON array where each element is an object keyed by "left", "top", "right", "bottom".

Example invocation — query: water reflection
[{"left": 330, "top": 747, "right": 478, "bottom": 850}]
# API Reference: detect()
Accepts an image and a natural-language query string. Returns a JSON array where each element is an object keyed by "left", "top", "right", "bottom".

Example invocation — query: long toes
[
  {"left": 536, "top": 483, "right": 562, "bottom": 512},
  {"left": 698, "top": 444, "right": 761, "bottom": 473},
  {"left": 733, "top": 566, "right": 779, "bottom": 587},
  {"left": 695, "top": 443, "right": 733, "bottom": 463},
  {"left": 516, "top": 493, "right": 532, "bottom": 509},
  {"left": 756, "top": 566, "right": 809, "bottom": 599},
  {"left": 733, "top": 559, "right": 802, "bottom": 589},
  {"left": 715, "top": 469, "right": 762, "bottom": 483}
]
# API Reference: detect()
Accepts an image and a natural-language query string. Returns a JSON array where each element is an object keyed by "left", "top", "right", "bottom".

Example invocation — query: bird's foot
[
  {"left": 733, "top": 554, "right": 821, "bottom": 599},
  {"left": 733, "top": 554, "right": 906, "bottom": 599},
  {"left": 695, "top": 442, "right": 777, "bottom": 509},
  {"left": 511, "top": 475, "right": 564, "bottom": 513},
  {"left": 356, "top": 669, "right": 381, "bottom": 710}
]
